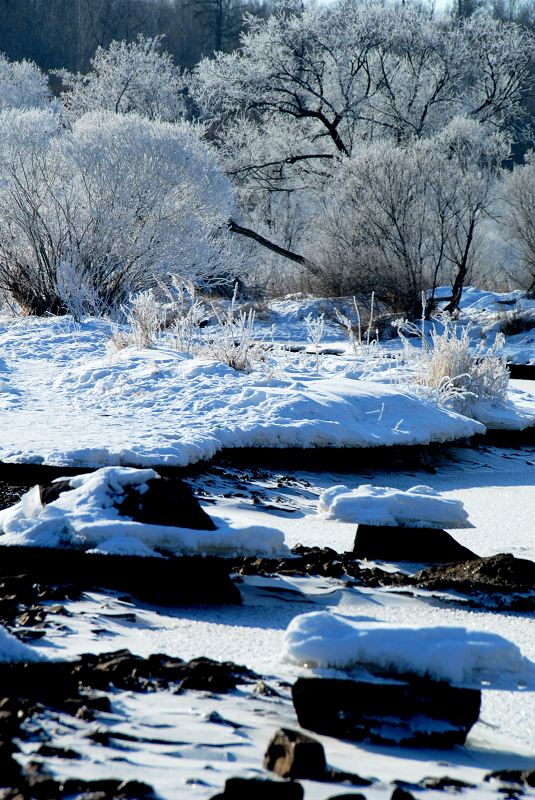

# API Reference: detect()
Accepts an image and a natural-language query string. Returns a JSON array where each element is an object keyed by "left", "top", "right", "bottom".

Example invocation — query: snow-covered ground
[
  {"left": 3, "top": 442, "right": 531, "bottom": 799},
  {"left": 1, "top": 288, "right": 535, "bottom": 468},
  {"left": 0, "top": 289, "right": 534, "bottom": 797}
]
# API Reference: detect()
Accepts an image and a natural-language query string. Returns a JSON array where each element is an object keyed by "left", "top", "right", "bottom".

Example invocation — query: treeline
[{"left": 0, "top": 0, "right": 272, "bottom": 73}]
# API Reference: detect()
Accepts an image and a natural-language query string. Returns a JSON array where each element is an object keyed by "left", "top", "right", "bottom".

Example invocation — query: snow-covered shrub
[
  {"left": 0, "top": 53, "right": 50, "bottom": 110},
  {"left": 304, "top": 313, "right": 324, "bottom": 371},
  {"left": 167, "top": 284, "right": 265, "bottom": 372},
  {"left": 0, "top": 109, "right": 235, "bottom": 316},
  {"left": 396, "top": 314, "right": 509, "bottom": 411},
  {"left": 196, "top": 287, "right": 265, "bottom": 372},
  {"left": 58, "top": 35, "right": 185, "bottom": 121},
  {"left": 169, "top": 281, "right": 208, "bottom": 357},
  {"left": 110, "top": 290, "right": 166, "bottom": 351}
]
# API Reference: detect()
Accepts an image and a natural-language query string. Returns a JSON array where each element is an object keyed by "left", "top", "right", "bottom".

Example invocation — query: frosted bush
[
  {"left": 304, "top": 313, "right": 324, "bottom": 371},
  {"left": 0, "top": 109, "right": 235, "bottom": 316},
  {"left": 110, "top": 290, "right": 165, "bottom": 350},
  {"left": 0, "top": 53, "right": 50, "bottom": 110},
  {"left": 58, "top": 35, "right": 185, "bottom": 121},
  {"left": 169, "top": 281, "right": 208, "bottom": 357},
  {"left": 396, "top": 313, "right": 509, "bottom": 412},
  {"left": 196, "top": 286, "right": 265, "bottom": 372}
]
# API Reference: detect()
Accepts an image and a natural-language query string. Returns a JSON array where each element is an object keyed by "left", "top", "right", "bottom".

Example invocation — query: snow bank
[
  {"left": 0, "top": 315, "right": 491, "bottom": 468},
  {"left": 284, "top": 612, "right": 535, "bottom": 690},
  {"left": 318, "top": 484, "right": 472, "bottom": 528},
  {"left": 0, "top": 624, "right": 42, "bottom": 662},
  {"left": 0, "top": 467, "right": 287, "bottom": 557}
]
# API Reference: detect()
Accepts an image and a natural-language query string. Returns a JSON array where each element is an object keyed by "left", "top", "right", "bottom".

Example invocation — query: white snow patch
[
  {"left": 0, "top": 467, "right": 287, "bottom": 557},
  {"left": 284, "top": 611, "right": 535, "bottom": 690},
  {"left": 318, "top": 483, "right": 473, "bottom": 528},
  {"left": 0, "top": 316, "right": 492, "bottom": 468},
  {"left": 0, "top": 625, "right": 43, "bottom": 662}
]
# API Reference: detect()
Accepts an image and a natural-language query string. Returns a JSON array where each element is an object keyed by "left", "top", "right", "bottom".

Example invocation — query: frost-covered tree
[
  {"left": 58, "top": 35, "right": 185, "bottom": 121},
  {"left": 0, "top": 110, "right": 235, "bottom": 316},
  {"left": 0, "top": 52, "right": 50, "bottom": 110},
  {"left": 314, "top": 119, "right": 507, "bottom": 315},
  {"left": 191, "top": 1, "right": 533, "bottom": 275},
  {"left": 502, "top": 152, "right": 535, "bottom": 292}
]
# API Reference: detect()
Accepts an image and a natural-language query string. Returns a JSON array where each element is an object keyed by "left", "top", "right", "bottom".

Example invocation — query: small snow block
[
  {"left": 353, "top": 524, "right": 478, "bottom": 564},
  {"left": 115, "top": 476, "right": 216, "bottom": 530},
  {"left": 264, "top": 727, "right": 327, "bottom": 779},
  {"left": 211, "top": 777, "right": 304, "bottom": 799},
  {"left": 292, "top": 677, "right": 481, "bottom": 748}
]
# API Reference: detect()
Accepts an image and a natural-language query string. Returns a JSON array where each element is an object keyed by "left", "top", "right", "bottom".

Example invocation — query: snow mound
[
  {"left": 284, "top": 611, "right": 535, "bottom": 690},
  {"left": 0, "top": 314, "right": 490, "bottom": 468},
  {"left": 0, "top": 624, "right": 43, "bottom": 662},
  {"left": 318, "top": 484, "right": 472, "bottom": 528},
  {"left": 0, "top": 467, "right": 287, "bottom": 558}
]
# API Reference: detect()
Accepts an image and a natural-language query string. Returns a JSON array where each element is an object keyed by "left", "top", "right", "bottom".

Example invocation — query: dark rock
[
  {"left": 0, "top": 547, "right": 241, "bottom": 606},
  {"left": 413, "top": 553, "right": 535, "bottom": 593},
  {"left": 117, "top": 780, "right": 156, "bottom": 797},
  {"left": 116, "top": 475, "right": 216, "bottom": 530},
  {"left": 391, "top": 789, "right": 416, "bottom": 800},
  {"left": 292, "top": 677, "right": 481, "bottom": 748},
  {"left": 421, "top": 776, "right": 476, "bottom": 791},
  {"left": 36, "top": 744, "right": 81, "bottom": 759},
  {"left": 211, "top": 777, "right": 304, "bottom": 799},
  {"left": 353, "top": 524, "right": 479, "bottom": 564},
  {"left": 39, "top": 474, "right": 216, "bottom": 531},
  {"left": 508, "top": 364, "right": 535, "bottom": 380},
  {"left": 38, "top": 479, "right": 73, "bottom": 506},
  {"left": 326, "top": 796, "right": 366, "bottom": 800},
  {"left": 175, "top": 657, "right": 257, "bottom": 693},
  {"left": 486, "top": 770, "right": 535, "bottom": 787},
  {"left": 264, "top": 728, "right": 327, "bottom": 779}
]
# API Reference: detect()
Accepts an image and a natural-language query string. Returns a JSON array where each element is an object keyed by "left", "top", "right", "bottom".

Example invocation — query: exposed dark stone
[
  {"left": 292, "top": 677, "right": 481, "bottom": 748},
  {"left": 0, "top": 649, "right": 257, "bottom": 703},
  {"left": 326, "top": 796, "right": 366, "bottom": 800},
  {"left": 485, "top": 770, "right": 535, "bottom": 787},
  {"left": 210, "top": 777, "right": 304, "bottom": 799},
  {"left": 420, "top": 776, "right": 476, "bottom": 791},
  {"left": 115, "top": 475, "right": 216, "bottom": 530},
  {"left": 263, "top": 727, "right": 374, "bottom": 786},
  {"left": 0, "top": 547, "right": 241, "bottom": 606},
  {"left": 38, "top": 479, "right": 73, "bottom": 506},
  {"left": 412, "top": 552, "right": 535, "bottom": 593},
  {"left": 508, "top": 364, "right": 535, "bottom": 380},
  {"left": 264, "top": 728, "right": 327, "bottom": 779},
  {"left": 39, "top": 474, "right": 216, "bottom": 531},
  {"left": 353, "top": 524, "right": 479, "bottom": 564},
  {"left": 391, "top": 789, "right": 417, "bottom": 800},
  {"left": 36, "top": 744, "right": 81, "bottom": 759}
]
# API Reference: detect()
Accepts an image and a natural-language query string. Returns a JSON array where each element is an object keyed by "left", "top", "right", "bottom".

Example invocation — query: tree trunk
[{"left": 228, "top": 219, "right": 321, "bottom": 276}]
